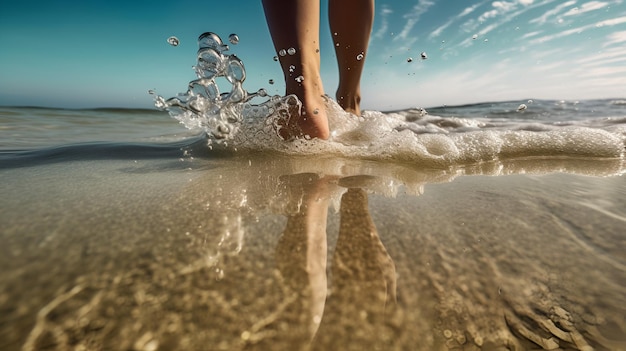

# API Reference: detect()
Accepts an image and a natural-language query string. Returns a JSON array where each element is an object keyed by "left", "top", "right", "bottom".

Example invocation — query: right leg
[
  {"left": 329, "top": 0, "right": 375, "bottom": 116},
  {"left": 262, "top": 0, "right": 330, "bottom": 139}
]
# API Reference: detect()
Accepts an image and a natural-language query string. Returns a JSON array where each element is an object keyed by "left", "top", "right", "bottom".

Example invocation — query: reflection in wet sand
[{"left": 0, "top": 155, "right": 625, "bottom": 350}]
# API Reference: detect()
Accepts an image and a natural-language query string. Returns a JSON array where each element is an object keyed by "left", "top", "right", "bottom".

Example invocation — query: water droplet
[
  {"left": 527, "top": 99, "right": 534, "bottom": 104},
  {"left": 356, "top": 52, "right": 364, "bottom": 61},
  {"left": 313, "top": 108, "right": 319, "bottom": 115},
  {"left": 228, "top": 33, "right": 239, "bottom": 44},
  {"left": 315, "top": 49, "right": 320, "bottom": 53},
  {"left": 279, "top": 49, "right": 287, "bottom": 56},
  {"left": 407, "top": 57, "right": 413, "bottom": 62},
  {"left": 273, "top": 56, "right": 278, "bottom": 61},
  {"left": 472, "top": 34, "right": 478, "bottom": 40},
  {"left": 257, "top": 88, "right": 267, "bottom": 97},
  {"left": 335, "top": 42, "right": 340, "bottom": 47},
  {"left": 295, "top": 75, "right": 304, "bottom": 83},
  {"left": 268, "top": 79, "right": 274, "bottom": 85},
  {"left": 198, "top": 32, "right": 225, "bottom": 51},
  {"left": 287, "top": 47, "right": 296, "bottom": 55},
  {"left": 167, "top": 36, "right": 180, "bottom": 46},
  {"left": 483, "top": 39, "right": 489, "bottom": 42},
  {"left": 420, "top": 52, "right": 428, "bottom": 60},
  {"left": 289, "top": 65, "right": 296, "bottom": 73},
  {"left": 517, "top": 104, "right": 528, "bottom": 111}
]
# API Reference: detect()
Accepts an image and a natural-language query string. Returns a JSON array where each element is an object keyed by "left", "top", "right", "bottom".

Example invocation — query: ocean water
[
  {"left": 2, "top": 98, "right": 625, "bottom": 166},
  {"left": 1, "top": 98, "right": 625, "bottom": 350}
]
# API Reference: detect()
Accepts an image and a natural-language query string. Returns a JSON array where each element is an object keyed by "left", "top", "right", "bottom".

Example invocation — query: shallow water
[
  {"left": 1, "top": 102, "right": 625, "bottom": 350},
  {"left": 1, "top": 151, "right": 625, "bottom": 350}
]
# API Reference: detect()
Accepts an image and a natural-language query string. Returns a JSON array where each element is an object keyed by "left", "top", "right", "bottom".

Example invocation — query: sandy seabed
[{"left": 1, "top": 154, "right": 625, "bottom": 351}]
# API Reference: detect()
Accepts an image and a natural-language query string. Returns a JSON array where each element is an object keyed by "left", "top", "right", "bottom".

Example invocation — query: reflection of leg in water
[
  {"left": 274, "top": 174, "right": 331, "bottom": 345},
  {"left": 312, "top": 188, "right": 397, "bottom": 349}
]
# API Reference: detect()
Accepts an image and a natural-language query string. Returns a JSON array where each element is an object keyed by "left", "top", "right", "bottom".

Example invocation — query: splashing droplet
[
  {"left": 198, "top": 32, "right": 227, "bottom": 52},
  {"left": 407, "top": 57, "right": 413, "bottom": 63},
  {"left": 517, "top": 104, "right": 528, "bottom": 112},
  {"left": 268, "top": 79, "right": 274, "bottom": 85},
  {"left": 273, "top": 56, "right": 278, "bottom": 62},
  {"left": 420, "top": 52, "right": 428, "bottom": 60},
  {"left": 295, "top": 76, "right": 304, "bottom": 83},
  {"left": 228, "top": 33, "right": 239, "bottom": 44},
  {"left": 472, "top": 34, "right": 478, "bottom": 40},
  {"left": 356, "top": 52, "right": 364, "bottom": 61},
  {"left": 279, "top": 49, "right": 287, "bottom": 57},
  {"left": 167, "top": 36, "right": 180, "bottom": 46},
  {"left": 289, "top": 65, "right": 296, "bottom": 73},
  {"left": 287, "top": 47, "right": 296, "bottom": 55},
  {"left": 483, "top": 39, "right": 489, "bottom": 42}
]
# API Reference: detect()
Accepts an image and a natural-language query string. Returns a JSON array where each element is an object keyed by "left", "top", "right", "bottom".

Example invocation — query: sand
[{"left": 1, "top": 154, "right": 625, "bottom": 351}]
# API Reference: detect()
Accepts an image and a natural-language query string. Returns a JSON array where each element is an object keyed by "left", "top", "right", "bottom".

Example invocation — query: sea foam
[{"left": 153, "top": 33, "right": 625, "bottom": 168}]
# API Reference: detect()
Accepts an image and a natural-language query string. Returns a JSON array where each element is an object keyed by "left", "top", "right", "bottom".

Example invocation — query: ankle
[{"left": 336, "top": 91, "right": 361, "bottom": 116}]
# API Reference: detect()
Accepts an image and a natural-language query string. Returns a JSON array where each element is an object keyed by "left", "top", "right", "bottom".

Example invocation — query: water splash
[
  {"left": 167, "top": 36, "right": 180, "bottom": 47},
  {"left": 151, "top": 32, "right": 299, "bottom": 140},
  {"left": 228, "top": 33, "right": 239, "bottom": 45}
]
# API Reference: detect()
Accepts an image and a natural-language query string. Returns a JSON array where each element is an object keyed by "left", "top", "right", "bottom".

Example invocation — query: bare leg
[
  {"left": 329, "top": 0, "right": 375, "bottom": 116},
  {"left": 262, "top": 0, "right": 330, "bottom": 140}
]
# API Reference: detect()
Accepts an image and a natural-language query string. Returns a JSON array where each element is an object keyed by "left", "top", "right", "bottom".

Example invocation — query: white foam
[{"left": 221, "top": 99, "right": 625, "bottom": 168}]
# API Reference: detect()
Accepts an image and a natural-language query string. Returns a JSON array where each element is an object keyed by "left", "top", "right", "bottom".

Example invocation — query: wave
[{"left": 0, "top": 138, "right": 211, "bottom": 169}]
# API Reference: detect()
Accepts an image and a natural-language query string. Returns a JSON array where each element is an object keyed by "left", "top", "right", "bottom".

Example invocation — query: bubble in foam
[
  {"left": 167, "top": 36, "right": 180, "bottom": 46},
  {"left": 228, "top": 33, "right": 239, "bottom": 44},
  {"left": 287, "top": 47, "right": 296, "bottom": 55},
  {"left": 152, "top": 32, "right": 297, "bottom": 141}
]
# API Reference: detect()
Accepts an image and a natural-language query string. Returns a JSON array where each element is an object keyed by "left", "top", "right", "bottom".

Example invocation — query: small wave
[{"left": 0, "top": 139, "right": 206, "bottom": 169}]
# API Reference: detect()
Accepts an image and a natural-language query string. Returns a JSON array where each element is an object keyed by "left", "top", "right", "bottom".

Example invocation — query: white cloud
[
  {"left": 564, "top": 1, "right": 610, "bottom": 16},
  {"left": 460, "top": 4, "right": 482, "bottom": 17},
  {"left": 429, "top": 20, "right": 454, "bottom": 39},
  {"left": 604, "top": 30, "right": 626, "bottom": 46},
  {"left": 395, "top": 0, "right": 436, "bottom": 41},
  {"left": 529, "top": 0, "right": 576, "bottom": 24},
  {"left": 596, "top": 16, "right": 626, "bottom": 26},
  {"left": 529, "top": 16, "right": 626, "bottom": 44},
  {"left": 373, "top": 5, "right": 393, "bottom": 40}
]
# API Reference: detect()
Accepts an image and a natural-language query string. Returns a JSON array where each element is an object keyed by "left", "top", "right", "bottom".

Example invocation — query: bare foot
[{"left": 284, "top": 63, "right": 330, "bottom": 140}]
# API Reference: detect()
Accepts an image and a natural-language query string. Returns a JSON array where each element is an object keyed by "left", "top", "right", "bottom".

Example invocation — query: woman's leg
[
  {"left": 262, "top": 0, "right": 330, "bottom": 139},
  {"left": 329, "top": 0, "right": 375, "bottom": 116}
]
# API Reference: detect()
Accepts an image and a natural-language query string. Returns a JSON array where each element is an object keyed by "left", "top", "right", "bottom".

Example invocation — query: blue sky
[{"left": 1, "top": 0, "right": 625, "bottom": 110}]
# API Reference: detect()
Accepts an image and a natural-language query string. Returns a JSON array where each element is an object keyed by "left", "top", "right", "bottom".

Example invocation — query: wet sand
[{"left": 1, "top": 154, "right": 625, "bottom": 350}]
